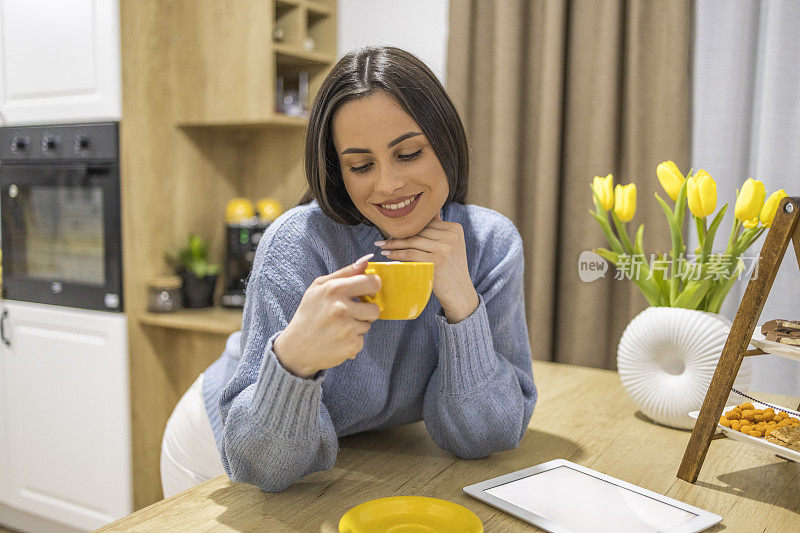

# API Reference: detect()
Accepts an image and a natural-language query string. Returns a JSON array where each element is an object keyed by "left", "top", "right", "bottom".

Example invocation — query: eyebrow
[{"left": 340, "top": 132, "right": 423, "bottom": 155}]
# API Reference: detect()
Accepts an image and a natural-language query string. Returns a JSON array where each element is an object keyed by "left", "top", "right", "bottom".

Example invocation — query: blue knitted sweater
[{"left": 201, "top": 200, "right": 537, "bottom": 492}]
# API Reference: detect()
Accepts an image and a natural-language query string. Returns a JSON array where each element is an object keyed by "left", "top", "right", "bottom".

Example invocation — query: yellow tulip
[
  {"left": 614, "top": 183, "right": 636, "bottom": 222},
  {"left": 734, "top": 178, "right": 766, "bottom": 222},
  {"left": 686, "top": 169, "right": 717, "bottom": 218},
  {"left": 759, "top": 189, "right": 788, "bottom": 228},
  {"left": 591, "top": 173, "right": 614, "bottom": 211},
  {"left": 656, "top": 161, "right": 685, "bottom": 202},
  {"left": 742, "top": 217, "right": 759, "bottom": 229}
]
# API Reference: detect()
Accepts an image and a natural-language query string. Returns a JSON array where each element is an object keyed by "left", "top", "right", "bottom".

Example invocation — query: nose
[{"left": 374, "top": 164, "right": 407, "bottom": 195}]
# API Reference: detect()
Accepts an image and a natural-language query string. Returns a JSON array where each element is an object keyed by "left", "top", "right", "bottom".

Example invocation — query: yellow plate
[{"left": 339, "top": 496, "right": 483, "bottom": 533}]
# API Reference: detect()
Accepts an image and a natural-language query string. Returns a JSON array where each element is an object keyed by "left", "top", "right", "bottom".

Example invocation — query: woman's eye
[
  {"left": 397, "top": 148, "right": 423, "bottom": 161},
  {"left": 350, "top": 162, "right": 373, "bottom": 174}
]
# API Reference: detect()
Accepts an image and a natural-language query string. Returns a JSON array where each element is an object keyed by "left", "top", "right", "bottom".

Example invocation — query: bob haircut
[{"left": 301, "top": 46, "right": 469, "bottom": 226}]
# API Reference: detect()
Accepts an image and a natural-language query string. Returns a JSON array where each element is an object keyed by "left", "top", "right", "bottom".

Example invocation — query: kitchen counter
[{"left": 99, "top": 361, "right": 800, "bottom": 532}]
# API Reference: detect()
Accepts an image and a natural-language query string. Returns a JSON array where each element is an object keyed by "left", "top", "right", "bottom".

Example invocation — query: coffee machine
[{"left": 220, "top": 198, "right": 283, "bottom": 308}]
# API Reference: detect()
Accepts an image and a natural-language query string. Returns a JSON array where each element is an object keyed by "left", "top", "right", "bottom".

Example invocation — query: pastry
[
  {"left": 765, "top": 332, "right": 800, "bottom": 345},
  {"left": 761, "top": 319, "right": 800, "bottom": 334},
  {"left": 765, "top": 426, "right": 800, "bottom": 452},
  {"left": 761, "top": 319, "right": 800, "bottom": 345}
]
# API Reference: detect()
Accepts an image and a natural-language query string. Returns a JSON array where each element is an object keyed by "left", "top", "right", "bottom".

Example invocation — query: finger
[
  {"left": 353, "top": 320, "right": 371, "bottom": 336},
  {"left": 378, "top": 236, "right": 441, "bottom": 253},
  {"left": 380, "top": 248, "right": 435, "bottom": 262},
  {"left": 346, "top": 300, "right": 381, "bottom": 322},
  {"left": 316, "top": 253, "right": 374, "bottom": 283},
  {"left": 413, "top": 227, "right": 451, "bottom": 240},
  {"left": 420, "top": 221, "right": 447, "bottom": 232},
  {"left": 329, "top": 272, "right": 382, "bottom": 298}
]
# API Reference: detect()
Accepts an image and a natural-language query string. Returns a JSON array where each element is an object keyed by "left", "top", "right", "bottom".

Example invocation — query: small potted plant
[{"left": 167, "top": 234, "right": 220, "bottom": 308}]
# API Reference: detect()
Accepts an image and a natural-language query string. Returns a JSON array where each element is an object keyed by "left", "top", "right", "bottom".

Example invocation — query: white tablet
[{"left": 463, "top": 459, "right": 721, "bottom": 533}]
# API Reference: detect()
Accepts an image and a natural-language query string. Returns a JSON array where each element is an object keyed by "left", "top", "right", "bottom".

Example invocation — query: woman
[{"left": 160, "top": 46, "right": 537, "bottom": 497}]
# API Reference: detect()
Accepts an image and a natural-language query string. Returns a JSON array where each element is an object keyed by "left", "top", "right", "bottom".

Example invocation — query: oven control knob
[
  {"left": 10, "top": 137, "right": 27, "bottom": 153},
  {"left": 74, "top": 135, "right": 90, "bottom": 152},
  {"left": 42, "top": 135, "right": 60, "bottom": 151}
]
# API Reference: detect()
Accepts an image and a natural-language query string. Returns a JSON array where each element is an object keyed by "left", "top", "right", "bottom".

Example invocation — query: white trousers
[{"left": 160, "top": 373, "right": 226, "bottom": 499}]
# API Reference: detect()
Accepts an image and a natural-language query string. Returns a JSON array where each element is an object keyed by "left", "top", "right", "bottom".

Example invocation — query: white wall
[{"left": 337, "top": 0, "right": 450, "bottom": 82}]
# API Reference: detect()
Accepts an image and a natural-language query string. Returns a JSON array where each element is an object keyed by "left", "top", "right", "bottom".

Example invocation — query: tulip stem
[
  {"left": 611, "top": 212, "right": 634, "bottom": 255},
  {"left": 725, "top": 219, "right": 741, "bottom": 256},
  {"left": 695, "top": 216, "right": 706, "bottom": 249},
  {"left": 590, "top": 210, "right": 624, "bottom": 255},
  {"left": 655, "top": 180, "right": 688, "bottom": 306}
]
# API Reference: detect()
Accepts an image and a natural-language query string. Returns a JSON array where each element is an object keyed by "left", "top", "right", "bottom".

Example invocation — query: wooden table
[{"left": 100, "top": 361, "right": 800, "bottom": 532}]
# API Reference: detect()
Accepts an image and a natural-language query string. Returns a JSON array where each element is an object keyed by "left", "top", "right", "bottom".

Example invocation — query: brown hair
[{"left": 300, "top": 46, "right": 469, "bottom": 225}]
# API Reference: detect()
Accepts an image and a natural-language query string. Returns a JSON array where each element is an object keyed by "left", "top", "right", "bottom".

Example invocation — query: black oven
[{"left": 0, "top": 122, "right": 122, "bottom": 312}]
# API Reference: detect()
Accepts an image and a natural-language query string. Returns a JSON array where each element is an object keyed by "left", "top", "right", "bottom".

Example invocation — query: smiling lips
[{"left": 375, "top": 193, "right": 422, "bottom": 218}]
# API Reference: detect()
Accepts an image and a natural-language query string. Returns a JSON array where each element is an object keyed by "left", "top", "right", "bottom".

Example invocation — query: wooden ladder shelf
[{"left": 677, "top": 196, "right": 800, "bottom": 483}]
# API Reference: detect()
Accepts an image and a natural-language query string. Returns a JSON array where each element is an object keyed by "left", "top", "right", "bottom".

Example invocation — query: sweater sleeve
[
  {"left": 217, "top": 227, "right": 338, "bottom": 492},
  {"left": 422, "top": 229, "right": 537, "bottom": 459}
]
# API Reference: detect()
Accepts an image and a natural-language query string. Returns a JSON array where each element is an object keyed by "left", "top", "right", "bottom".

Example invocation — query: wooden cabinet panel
[
  {"left": 0, "top": 301, "right": 131, "bottom": 530},
  {"left": 0, "top": 0, "right": 121, "bottom": 124}
]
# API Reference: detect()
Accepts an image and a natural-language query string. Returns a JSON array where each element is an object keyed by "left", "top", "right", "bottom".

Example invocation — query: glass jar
[{"left": 147, "top": 276, "right": 183, "bottom": 313}]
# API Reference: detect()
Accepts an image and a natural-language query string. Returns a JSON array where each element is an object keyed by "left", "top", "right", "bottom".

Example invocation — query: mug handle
[{"left": 360, "top": 266, "right": 383, "bottom": 312}]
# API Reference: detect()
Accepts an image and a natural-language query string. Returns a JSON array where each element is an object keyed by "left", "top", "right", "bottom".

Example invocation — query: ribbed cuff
[
  {"left": 250, "top": 332, "right": 327, "bottom": 437},
  {"left": 435, "top": 295, "right": 498, "bottom": 393}
]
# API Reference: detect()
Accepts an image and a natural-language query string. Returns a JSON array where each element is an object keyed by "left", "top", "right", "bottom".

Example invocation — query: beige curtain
[{"left": 447, "top": 0, "right": 691, "bottom": 368}]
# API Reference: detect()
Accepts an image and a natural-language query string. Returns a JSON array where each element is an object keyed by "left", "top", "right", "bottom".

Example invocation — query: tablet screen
[{"left": 484, "top": 465, "right": 697, "bottom": 533}]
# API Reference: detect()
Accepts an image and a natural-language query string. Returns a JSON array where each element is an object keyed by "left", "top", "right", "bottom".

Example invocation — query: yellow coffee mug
[{"left": 359, "top": 262, "right": 434, "bottom": 320}]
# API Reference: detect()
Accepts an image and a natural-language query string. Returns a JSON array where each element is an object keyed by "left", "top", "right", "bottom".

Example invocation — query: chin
[
  {"left": 378, "top": 216, "right": 431, "bottom": 239},
  {"left": 386, "top": 227, "right": 420, "bottom": 239}
]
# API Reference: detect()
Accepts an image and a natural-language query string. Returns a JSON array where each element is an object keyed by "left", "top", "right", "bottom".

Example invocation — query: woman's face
[{"left": 332, "top": 91, "right": 449, "bottom": 239}]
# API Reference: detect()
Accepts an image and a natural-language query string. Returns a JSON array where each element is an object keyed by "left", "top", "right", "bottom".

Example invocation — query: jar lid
[
  {"left": 147, "top": 275, "right": 182, "bottom": 289},
  {"left": 257, "top": 197, "right": 284, "bottom": 223},
  {"left": 226, "top": 198, "right": 256, "bottom": 224}
]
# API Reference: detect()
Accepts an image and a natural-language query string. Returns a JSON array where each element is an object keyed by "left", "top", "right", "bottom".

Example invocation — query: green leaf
[
  {"left": 631, "top": 277, "right": 665, "bottom": 307},
  {"left": 656, "top": 191, "right": 686, "bottom": 305},
  {"left": 701, "top": 203, "right": 728, "bottom": 262},
  {"left": 593, "top": 247, "right": 619, "bottom": 264},
  {"left": 591, "top": 210, "right": 624, "bottom": 255},
  {"left": 655, "top": 192, "right": 675, "bottom": 220},
  {"left": 725, "top": 218, "right": 742, "bottom": 254},
  {"left": 673, "top": 279, "right": 714, "bottom": 309},
  {"left": 650, "top": 252, "right": 668, "bottom": 301},
  {"left": 706, "top": 258, "right": 745, "bottom": 313},
  {"left": 173, "top": 233, "right": 220, "bottom": 277},
  {"left": 634, "top": 224, "right": 645, "bottom": 256},
  {"left": 611, "top": 211, "right": 634, "bottom": 254},
  {"left": 674, "top": 179, "right": 689, "bottom": 229},
  {"left": 735, "top": 226, "right": 766, "bottom": 255}
]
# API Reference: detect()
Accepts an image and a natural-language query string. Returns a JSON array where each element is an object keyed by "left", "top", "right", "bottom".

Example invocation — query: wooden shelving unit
[
  {"left": 139, "top": 308, "right": 244, "bottom": 336},
  {"left": 174, "top": 0, "right": 336, "bottom": 126},
  {"left": 120, "top": 0, "right": 337, "bottom": 510},
  {"left": 176, "top": 114, "right": 309, "bottom": 130},
  {"left": 274, "top": 43, "right": 336, "bottom": 65}
]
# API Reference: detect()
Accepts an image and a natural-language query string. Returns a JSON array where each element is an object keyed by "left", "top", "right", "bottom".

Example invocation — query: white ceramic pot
[{"left": 617, "top": 306, "right": 751, "bottom": 430}]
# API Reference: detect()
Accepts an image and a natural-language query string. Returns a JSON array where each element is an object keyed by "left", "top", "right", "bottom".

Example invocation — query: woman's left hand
[{"left": 376, "top": 214, "right": 479, "bottom": 323}]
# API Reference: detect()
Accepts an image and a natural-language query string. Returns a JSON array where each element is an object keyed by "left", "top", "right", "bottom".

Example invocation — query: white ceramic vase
[{"left": 617, "top": 306, "right": 751, "bottom": 430}]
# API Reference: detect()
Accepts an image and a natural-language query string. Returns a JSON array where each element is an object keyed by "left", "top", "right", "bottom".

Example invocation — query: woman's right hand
[{"left": 273, "top": 253, "right": 381, "bottom": 379}]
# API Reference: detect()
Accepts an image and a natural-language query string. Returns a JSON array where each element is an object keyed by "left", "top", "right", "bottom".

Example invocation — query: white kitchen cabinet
[
  {"left": 0, "top": 300, "right": 131, "bottom": 531},
  {"left": 0, "top": 0, "right": 121, "bottom": 125}
]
